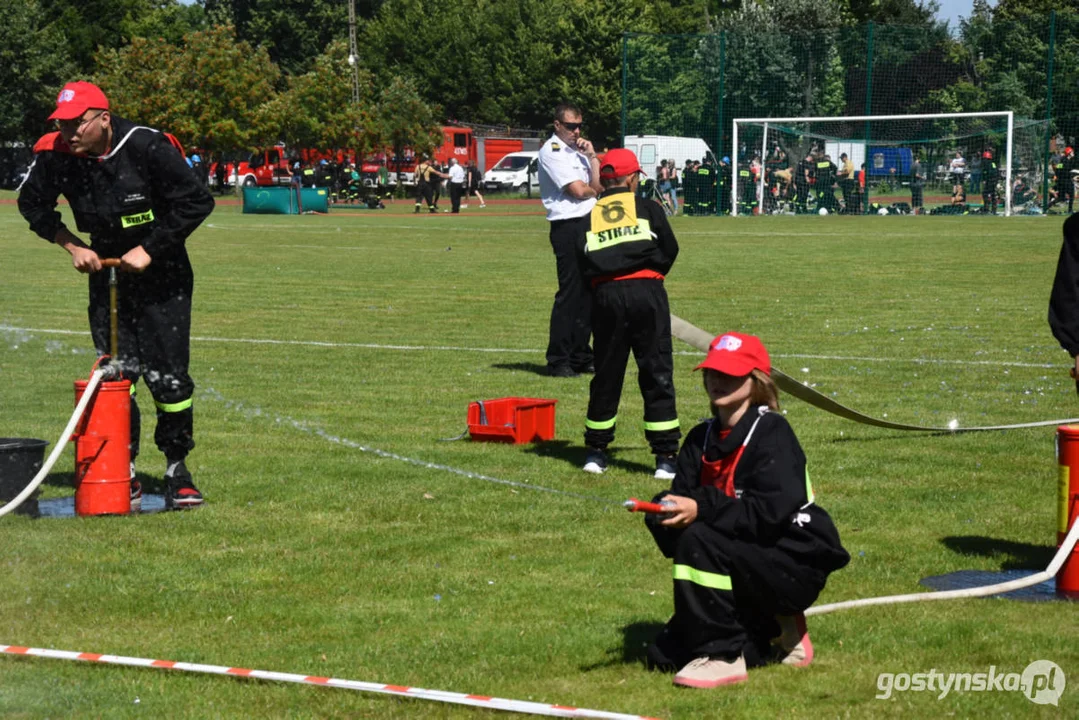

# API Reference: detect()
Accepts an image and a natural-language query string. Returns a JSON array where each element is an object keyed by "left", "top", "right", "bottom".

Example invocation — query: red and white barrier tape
[{"left": 0, "top": 644, "right": 660, "bottom": 719}]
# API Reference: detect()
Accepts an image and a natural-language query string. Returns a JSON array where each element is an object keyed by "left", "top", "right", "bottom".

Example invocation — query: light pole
[{"left": 347, "top": 0, "right": 360, "bottom": 106}]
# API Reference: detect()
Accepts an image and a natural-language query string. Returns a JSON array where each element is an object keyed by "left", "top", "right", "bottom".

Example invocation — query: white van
[
  {"left": 622, "top": 135, "right": 715, "bottom": 179},
  {"left": 483, "top": 151, "right": 539, "bottom": 191}
]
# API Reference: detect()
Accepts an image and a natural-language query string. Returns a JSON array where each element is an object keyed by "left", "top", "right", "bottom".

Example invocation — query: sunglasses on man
[{"left": 558, "top": 121, "right": 583, "bottom": 131}]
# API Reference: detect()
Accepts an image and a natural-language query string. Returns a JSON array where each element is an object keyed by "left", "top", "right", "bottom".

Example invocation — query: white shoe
[
  {"left": 480, "top": 203, "right": 487, "bottom": 208},
  {"left": 673, "top": 655, "right": 748, "bottom": 688},
  {"left": 582, "top": 448, "right": 608, "bottom": 474}
]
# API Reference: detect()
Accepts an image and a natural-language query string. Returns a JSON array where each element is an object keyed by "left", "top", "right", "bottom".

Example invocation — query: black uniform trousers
[
  {"left": 449, "top": 181, "right": 464, "bottom": 213},
  {"left": 88, "top": 260, "right": 195, "bottom": 464},
  {"left": 545, "top": 216, "right": 593, "bottom": 371},
  {"left": 1058, "top": 179, "right": 1074, "bottom": 213},
  {"left": 415, "top": 182, "right": 435, "bottom": 212},
  {"left": 584, "top": 279, "right": 678, "bottom": 455},
  {"left": 649, "top": 521, "right": 827, "bottom": 668},
  {"left": 794, "top": 182, "right": 810, "bottom": 212},
  {"left": 982, "top": 183, "right": 998, "bottom": 213}
]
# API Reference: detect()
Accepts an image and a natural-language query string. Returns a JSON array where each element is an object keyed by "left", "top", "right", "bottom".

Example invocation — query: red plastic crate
[{"left": 468, "top": 397, "right": 557, "bottom": 444}]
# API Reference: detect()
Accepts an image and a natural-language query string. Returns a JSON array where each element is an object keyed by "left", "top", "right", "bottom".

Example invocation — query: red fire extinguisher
[{"left": 1054, "top": 425, "right": 1079, "bottom": 598}]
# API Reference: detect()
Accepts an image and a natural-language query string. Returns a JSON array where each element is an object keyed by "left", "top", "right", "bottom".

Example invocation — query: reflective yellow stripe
[
  {"left": 643, "top": 418, "right": 679, "bottom": 432},
  {"left": 585, "top": 415, "right": 617, "bottom": 430},
  {"left": 806, "top": 467, "right": 815, "bottom": 504},
  {"left": 155, "top": 398, "right": 192, "bottom": 413},
  {"left": 585, "top": 219, "right": 652, "bottom": 253},
  {"left": 129, "top": 385, "right": 137, "bottom": 396},
  {"left": 120, "top": 210, "right": 155, "bottom": 228},
  {"left": 673, "top": 564, "right": 732, "bottom": 590}
]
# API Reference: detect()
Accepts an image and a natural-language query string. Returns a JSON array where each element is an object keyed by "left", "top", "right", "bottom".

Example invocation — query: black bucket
[{"left": 0, "top": 438, "right": 48, "bottom": 517}]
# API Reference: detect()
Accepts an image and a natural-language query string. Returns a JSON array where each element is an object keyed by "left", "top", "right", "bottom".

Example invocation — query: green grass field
[{"left": 1, "top": 193, "right": 1076, "bottom": 718}]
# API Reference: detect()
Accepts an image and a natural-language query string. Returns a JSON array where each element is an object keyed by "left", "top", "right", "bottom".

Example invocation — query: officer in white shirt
[
  {"left": 447, "top": 158, "right": 467, "bottom": 213},
  {"left": 538, "top": 102, "right": 603, "bottom": 377}
]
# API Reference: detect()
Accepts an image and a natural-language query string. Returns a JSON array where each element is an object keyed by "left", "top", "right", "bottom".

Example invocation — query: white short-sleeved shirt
[
  {"left": 539, "top": 133, "right": 596, "bottom": 221},
  {"left": 448, "top": 164, "right": 466, "bottom": 183}
]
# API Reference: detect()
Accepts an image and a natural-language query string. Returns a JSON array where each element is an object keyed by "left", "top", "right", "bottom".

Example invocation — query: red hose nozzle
[{"left": 624, "top": 497, "right": 673, "bottom": 514}]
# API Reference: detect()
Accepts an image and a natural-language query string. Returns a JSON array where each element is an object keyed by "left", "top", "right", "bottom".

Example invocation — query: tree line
[{"left": 2, "top": 0, "right": 1072, "bottom": 157}]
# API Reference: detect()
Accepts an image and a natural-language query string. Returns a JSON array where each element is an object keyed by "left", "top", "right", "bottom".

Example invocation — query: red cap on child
[
  {"left": 49, "top": 81, "right": 109, "bottom": 121},
  {"left": 600, "top": 148, "right": 646, "bottom": 179},
  {"left": 694, "top": 332, "right": 771, "bottom": 376}
]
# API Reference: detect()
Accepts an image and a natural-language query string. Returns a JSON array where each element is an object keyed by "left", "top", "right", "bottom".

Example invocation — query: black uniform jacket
[
  {"left": 649, "top": 406, "right": 849, "bottom": 573},
  {"left": 1049, "top": 214, "right": 1079, "bottom": 356},
  {"left": 18, "top": 115, "right": 213, "bottom": 263},
  {"left": 578, "top": 187, "right": 678, "bottom": 282}
]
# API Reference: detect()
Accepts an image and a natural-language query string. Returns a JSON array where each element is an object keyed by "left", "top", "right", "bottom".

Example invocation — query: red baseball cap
[
  {"left": 49, "top": 81, "right": 109, "bottom": 121},
  {"left": 600, "top": 148, "right": 646, "bottom": 179},
  {"left": 695, "top": 332, "right": 771, "bottom": 376}
]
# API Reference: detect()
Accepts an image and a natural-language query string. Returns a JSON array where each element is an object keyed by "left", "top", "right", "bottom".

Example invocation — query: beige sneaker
[
  {"left": 773, "top": 614, "right": 813, "bottom": 667},
  {"left": 673, "top": 655, "right": 747, "bottom": 688}
]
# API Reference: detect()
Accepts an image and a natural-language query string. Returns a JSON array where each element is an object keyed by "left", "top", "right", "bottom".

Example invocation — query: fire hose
[
  {"left": 666, "top": 313, "right": 1079, "bottom": 609},
  {"left": 0, "top": 259, "right": 125, "bottom": 519}
]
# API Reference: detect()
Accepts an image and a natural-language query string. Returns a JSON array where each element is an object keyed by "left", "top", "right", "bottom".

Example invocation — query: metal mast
[{"left": 347, "top": 0, "right": 360, "bottom": 106}]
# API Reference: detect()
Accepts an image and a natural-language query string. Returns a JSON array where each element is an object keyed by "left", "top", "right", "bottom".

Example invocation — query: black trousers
[
  {"left": 1058, "top": 182, "right": 1074, "bottom": 212},
  {"left": 415, "top": 183, "right": 434, "bottom": 211},
  {"left": 585, "top": 280, "right": 679, "bottom": 455},
  {"left": 449, "top": 182, "right": 463, "bottom": 213},
  {"left": 650, "top": 522, "right": 827, "bottom": 667},
  {"left": 88, "top": 259, "right": 195, "bottom": 463},
  {"left": 795, "top": 182, "right": 809, "bottom": 211},
  {"left": 545, "top": 216, "right": 593, "bottom": 371}
]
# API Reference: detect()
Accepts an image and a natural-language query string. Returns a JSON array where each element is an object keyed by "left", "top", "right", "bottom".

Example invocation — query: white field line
[{"left": 0, "top": 325, "right": 1060, "bottom": 368}]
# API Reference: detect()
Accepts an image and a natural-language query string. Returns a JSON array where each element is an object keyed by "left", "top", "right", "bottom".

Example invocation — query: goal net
[{"left": 731, "top": 112, "right": 1046, "bottom": 217}]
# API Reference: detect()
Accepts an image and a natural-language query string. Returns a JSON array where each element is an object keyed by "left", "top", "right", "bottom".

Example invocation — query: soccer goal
[{"left": 731, "top": 111, "right": 1046, "bottom": 217}]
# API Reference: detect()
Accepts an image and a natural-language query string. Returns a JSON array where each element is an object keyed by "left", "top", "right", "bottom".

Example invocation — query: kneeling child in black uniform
[{"left": 644, "top": 332, "right": 849, "bottom": 688}]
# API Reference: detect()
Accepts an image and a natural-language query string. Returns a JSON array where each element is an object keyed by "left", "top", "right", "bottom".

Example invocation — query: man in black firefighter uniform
[
  {"left": 1054, "top": 147, "right": 1076, "bottom": 215},
  {"left": 697, "top": 159, "right": 716, "bottom": 216},
  {"left": 414, "top": 154, "right": 447, "bottom": 213},
  {"left": 815, "top": 154, "right": 837, "bottom": 213},
  {"left": 980, "top": 150, "right": 1000, "bottom": 214},
  {"left": 576, "top": 148, "right": 680, "bottom": 480},
  {"left": 683, "top": 159, "right": 699, "bottom": 216},
  {"left": 18, "top": 81, "right": 214, "bottom": 509},
  {"left": 795, "top": 153, "right": 814, "bottom": 213},
  {"left": 717, "top": 157, "right": 731, "bottom": 216}
]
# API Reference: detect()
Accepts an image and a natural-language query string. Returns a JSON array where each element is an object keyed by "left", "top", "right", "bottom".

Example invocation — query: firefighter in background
[
  {"left": 1053, "top": 147, "right": 1077, "bottom": 214},
  {"left": 717, "top": 156, "right": 731, "bottom": 215},
  {"left": 980, "top": 150, "right": 1000, "bottom": 214},
  {"left": 738, "top": 163, "right": 755, "bottom": 215},
  {"left": 414, "top": 153, "right": 448, "bottom": 213},
  {"left": 698, "top": 158, "right": 716, "bottom": 215},
  {"left": 576, "top": 148, "right": 680, "bottom": 480},
  {"left": 815, "top": 154, "right": 837, "bottom": 212},
  {"left": 794, "top": 153, "right": 814, "bottom": 213},
  {"left": 300, "top": 162, "right": 317, "bottom": 188},
  {"left": 18, "top": 81, "right": 214, "bottom": 509},
  {"left": 683, "top": 159, "right": 699, "bottom": 216}
]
